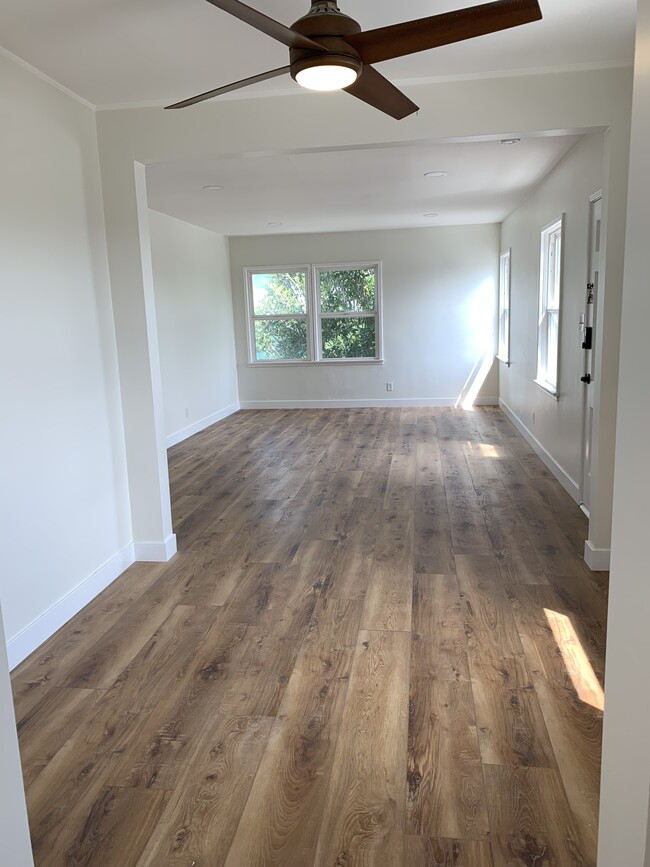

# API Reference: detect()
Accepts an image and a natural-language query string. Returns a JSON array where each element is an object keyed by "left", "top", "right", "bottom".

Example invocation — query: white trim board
[
  {"left": 134, "top": 534, "right": 177, "bottom": 563},
  {"left": 499, "top": 398, "right": 580, "bottom": 503},
  {"left": 0, "top": 45, "right": 95, "bottom": 110},
  {"left": 584, "top": 540, "right": 610, "bottom": 571},
  {"left": 166, "top": 403, "right": 240, "bottom": 448},
  {"left": 240, "top": 398, "right": 499, "bottom": 410},
  {"left": 7, "top": 544, "right": 136, "bottom": 670}
]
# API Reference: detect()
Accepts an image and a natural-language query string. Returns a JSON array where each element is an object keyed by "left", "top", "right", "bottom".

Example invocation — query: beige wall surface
[
  {"left": 149, "top": 210, "right": 238, "bottom": 439},
  {"left": 230, "top": 225, "right": 499, "bottom": 407},
  {"left": 0, "top": 52, "right": 132, "bottom": 656},
  {"left": 598, "top": 0, "right": 650, "bottom": 861},
  {"left": 500, "top": 133, "right": 604, "bottom": 497}
]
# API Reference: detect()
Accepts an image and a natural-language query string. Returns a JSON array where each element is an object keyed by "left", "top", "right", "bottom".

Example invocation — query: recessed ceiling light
[
  {"left": 267, "top": 221, "right": 283, "bottom": 227},
  {"left": 202, "top": 184, "right": 223, "bottom": 190},
  {"left": 424, "top": 171, "right": 448, "bottom": 178},
  {"left": 500, "top": 138, "right": 521, "bottom": 146},
  {"left": 423, "top": 212, "right": 439, "bottom": 217}
]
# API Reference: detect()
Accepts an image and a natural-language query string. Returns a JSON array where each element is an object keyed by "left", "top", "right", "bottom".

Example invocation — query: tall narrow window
[
  {"left": 536, "top": 216, "right": 564, "bottom": 396},
  {"left": 315, "top": 265, "right": 381, "bottom": 361},
  {"left": 498, "top": 249, "right": 511, "bottom": 364}
]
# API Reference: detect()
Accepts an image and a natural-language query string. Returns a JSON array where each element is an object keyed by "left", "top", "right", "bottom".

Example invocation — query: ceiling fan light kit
[
  {"left": 293, "top": 58, "right": 360, "bottom": 91},
  {"left": 167, "top": 0, "right": 542, "bottom": 118}
]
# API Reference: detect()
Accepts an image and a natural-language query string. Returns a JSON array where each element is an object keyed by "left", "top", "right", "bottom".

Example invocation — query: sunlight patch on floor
[{"left": 544, "top": 608, "right": 604, "bottom": 711}]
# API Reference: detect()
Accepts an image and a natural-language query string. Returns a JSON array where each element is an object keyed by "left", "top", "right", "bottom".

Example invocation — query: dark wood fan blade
[
  {"left": 205, "top": 0, "right": 323, "bottom": 51},
  {"left": 347, "top": 0, "right": 542, "bottom": 65},
  {"left": 165, "top": 66, "right": 291, "bottom": 109},
  {"left": 344, "top": 65, "right": 418, "bottom": 120}
]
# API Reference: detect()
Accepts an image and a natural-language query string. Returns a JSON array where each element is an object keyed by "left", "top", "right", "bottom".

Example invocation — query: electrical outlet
[{"left": 386, "top": 382, "right": 394, "bottom": 392}]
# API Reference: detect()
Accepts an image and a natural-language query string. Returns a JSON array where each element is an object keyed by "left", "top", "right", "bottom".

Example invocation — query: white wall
[
  {"left": 0, "top": 606, "right": 33, "bottom": 864},
  {"left": 499, "top": 133, "right": 604, "bottom": 499},
  {"left": 0, "top": 53, "right": 133, "bottom": 666},
  {"left": 229, "top": 226, "right": 499, "bottom": 407},
  {"left": 148, "top": 210, "right": 238, "bottom": 445},
  {"left": 598, "top": 0, "right": 650, "bottom": 861}
]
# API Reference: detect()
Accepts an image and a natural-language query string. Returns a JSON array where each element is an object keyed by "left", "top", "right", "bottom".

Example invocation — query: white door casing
[{"left": 580, "top": 192, "right": 602, "bottom": 511}]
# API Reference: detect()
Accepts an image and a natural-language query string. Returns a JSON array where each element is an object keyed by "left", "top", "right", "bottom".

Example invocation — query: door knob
[{"left": 581, "top": 373, "right": 592, "bottom": 384}]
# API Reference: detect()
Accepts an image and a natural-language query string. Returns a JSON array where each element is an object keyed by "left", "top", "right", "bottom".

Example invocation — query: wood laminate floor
[{"left": 11, "top": 408, "right": 608, "bottom": 866}]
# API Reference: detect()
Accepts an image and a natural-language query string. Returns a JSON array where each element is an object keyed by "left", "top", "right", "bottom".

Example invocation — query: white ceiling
[
  {"left": 1, "top": 1, "right": 626, "bottom": 234},
  {"left": 146, "top": 135, "right": 584, "bottom": 235},
  {"left": 0, "top": 0, "right": 635, "bottom": 108}
]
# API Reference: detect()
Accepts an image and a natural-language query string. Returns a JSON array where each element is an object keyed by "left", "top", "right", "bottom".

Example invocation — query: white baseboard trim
[
  {"left": 7, "top": 543, "right": 136, "bottom": 670},
  {"left": 499, "top": 399, "right": 580, "bottom": 503},
  {"left": 166, "top": 403, "right": 240, "bottom": 448},
  {"left": 240, "top": 397, "right": 499, "bottom": 410},
  {"left": 134, "top": 534, "right": 177, "bottom": 563},
  {"left": 584, "top": 540, "right": 611, "bottom": 571}
]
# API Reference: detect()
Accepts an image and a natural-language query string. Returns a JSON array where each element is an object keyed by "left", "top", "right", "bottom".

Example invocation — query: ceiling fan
[{"left": 166, "top": 0, "right": 542, "bottom": 119}]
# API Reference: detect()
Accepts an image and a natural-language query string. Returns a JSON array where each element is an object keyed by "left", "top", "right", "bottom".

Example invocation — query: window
[
  {"left": 497, "top": 249, "right": 511, "bottom": 364},
  {"left": 245, "top": 263, "right": 382, "bottom": 363},
  {"left": 536, "top": 216, "right": 564, "bottom": 396},
  {"left": 316, "top": 266, "right": 379, "bottom": 360},
  {"left": 247, "top": 269, "right": 310, "bottom": 361}
]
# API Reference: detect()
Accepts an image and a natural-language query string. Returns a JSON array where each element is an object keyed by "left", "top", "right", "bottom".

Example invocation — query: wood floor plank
[
  {"left": 323, "top": 497, "right": 384, "bottom": 600},
  {"left": 104, "top": 616, "right": 251, "bottom": 790},
  {"left": 361, "top": 509, "right": 414, "bottom": 632},
  {"left": 410, "top": 573, "right": 470, "bottom": 683},
  {"left": 136, "top": 716, "right": 274, "bottom": 867},
  {"left": 414, "top": 484, "right": 456, "bottom": 576},
  {"left": 61, "top": 583, "right": 200, "bottom": 690},
  {"left": 464, "top": 452, "right": 548, "bottom": 586},
  {"left": 25, "top": 605, "right": 219, "bottom": 856},
  {"left": 472, "top": 681, "right": 557, "bottom": 769},
  {"left": 406, "top": 836, "right": 494, "bottom": 867},
  {"left": 26, "top": 701, "right": 152, "bottom": 860},
  {"left": 384, "top": 452, "right": 416, "bottom": 510},
  {"left": 484, "top": 764, "right": 587, "bottom": 867},
  {"left": 440, "top": 441, "right": 492, "bottom": 556},
  {"left": 456, "top": 555, "right": 531, "bottom": 689},
  {"left": 224, "top": 598, "right": 362, "bottom": 865},
  {"left": 408, "top": 675, "right": 489, "bottom": 840},
  {"left": 507, "top": 584, "right": 603, "bottom": 864},
  {"left": 17, "top": 686, "right": 102, "bottom": 788},
  {"left": 314, "top": 629, "right": 410, "bottom": 866},
  {"left": 51, "top": 787, "right": 171, "bottom": 867},
  {"left": 11, "top": 562, "right": 165, "bottom": 722}
]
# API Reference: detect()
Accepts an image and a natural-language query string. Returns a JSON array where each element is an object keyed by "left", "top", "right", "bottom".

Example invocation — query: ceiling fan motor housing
[{"left": 289, "top": 2, "right": 363, "bottom": 83}]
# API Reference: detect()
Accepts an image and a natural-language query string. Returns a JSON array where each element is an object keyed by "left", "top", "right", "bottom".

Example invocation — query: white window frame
[
  {"left": 244, "top": 265, "right": 312, "bottom": 364},
  {"left": 244, "top": 262, "right": 383, "bottom": 365},
  {"left": 497, "top": 248, "right": 511, "bottom": 365},
  {"left": 314, "top": 262, "right": 383, "bottom": 363},
  {"left": 535, "top": 215, "right": 565, "bottom": 398}
]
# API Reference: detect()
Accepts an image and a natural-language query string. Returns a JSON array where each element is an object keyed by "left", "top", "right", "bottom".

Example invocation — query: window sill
[
  {"left": 534, "top": 379, "right": 559, "bottom": 400},
  {"left": 496, "top": 355, "right": 511, "bottom": 367},
  {"left": 248, "top": 359, "right": 384, "bottom": 368}
]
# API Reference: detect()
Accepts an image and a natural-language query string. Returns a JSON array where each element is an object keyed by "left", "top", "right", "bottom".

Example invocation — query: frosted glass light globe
[{"left": 295, "top": 64, "right": 358, "bottom": 91}]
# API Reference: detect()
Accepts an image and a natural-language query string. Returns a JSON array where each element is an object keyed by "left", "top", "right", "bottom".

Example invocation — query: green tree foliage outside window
[
  {"left": 252, "top": 271, "right": 308, "bottom": 360},
  {"left": 319, "top": 268, "right": 377, "bottom": 359},
  {"left": 249, "top": 266, "right": 379, "bottom": 361}
]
